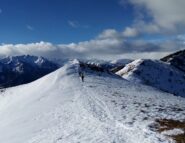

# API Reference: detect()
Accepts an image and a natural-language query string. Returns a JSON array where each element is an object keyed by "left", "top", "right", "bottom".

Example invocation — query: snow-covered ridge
[
  {"left": 116, "top": 59, "right": 185, "bottom": 97},
  {"left": 0, "top": 59, "right": 185, "bottom": 143},
  {"left": 161, "top": 49, "right": 185, "bottom": 73}
]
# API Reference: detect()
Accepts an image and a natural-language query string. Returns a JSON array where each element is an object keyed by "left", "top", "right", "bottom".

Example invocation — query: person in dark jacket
[
  {"left": 81, "top": 73, "right": 84, "bottom": 82},
  {"left": 79, "top": 71, "right": 84, "bottom": 82}
]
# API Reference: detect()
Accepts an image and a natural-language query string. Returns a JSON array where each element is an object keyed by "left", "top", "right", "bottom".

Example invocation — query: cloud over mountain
[
  {"left": 0, "top": 30, "right": 184, "bottom": 60},
  {"left": 121, "top": 0, "right": 185, "bottom": 34}
]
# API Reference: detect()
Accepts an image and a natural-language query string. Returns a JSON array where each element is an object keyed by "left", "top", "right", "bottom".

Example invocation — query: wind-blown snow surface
[{"left": 0, "top": 60, "right": 185, "bottom": 143}]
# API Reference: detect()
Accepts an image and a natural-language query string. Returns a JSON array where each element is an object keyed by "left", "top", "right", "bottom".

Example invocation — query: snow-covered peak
[
  {"left": 0, "top": 55, "right": 59, "bottom": 88},
  {"left": 34, "top": 56, "right": 45, "bottom": 65},
  {"left": 1, "top": 55, "right": 49, "bottom": 67},
  {"left": 71, "top": 59, "right": 80, "bottom": 64},
  {"left": 116, "top": 59, "right": 185, "bottom": 97}
]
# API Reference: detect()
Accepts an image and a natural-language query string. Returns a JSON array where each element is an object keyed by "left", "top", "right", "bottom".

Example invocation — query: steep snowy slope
[
  {"left": 0, "top": 60, "right": 185, "bottom": 143},
  {"left": 116, "top": 59, "right": 185, "bottom": 97},
  {"left": 161, "top": 49, "right": 185, "bottom": 73}
]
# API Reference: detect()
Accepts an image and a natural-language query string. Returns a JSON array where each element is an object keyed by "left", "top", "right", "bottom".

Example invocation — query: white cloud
[
  {"left": 122, "top": 27, "right": 138, "bottom": 37},
  {"left": 0, "top": 29, "right": 184, "bottom": 60},
  {"left": 68, "top": 21, "right": 79, "bottom": 28},
  {"left": 121, "top": 0, "right": 185, "bottom": 34},
  {"left": 98, "top": 28, "right": 139, "bottom": 39},
  {"left": 115, "top": 52, "right": 171, "bottom": 60},
  {"left": 26, "top": 25, "right": 34, "bottom": 31},
  {"left": 98, "top": 29, "right": 121, "bottom": 39},
  {"left": 177, "top": 34, "right": 185, "bottom": 41},
  {"left": 0, "top": 42, "right": 55, "bottom": 58},
  {"left": 68, "top": 20, "right": 90, "bottom": 29}
]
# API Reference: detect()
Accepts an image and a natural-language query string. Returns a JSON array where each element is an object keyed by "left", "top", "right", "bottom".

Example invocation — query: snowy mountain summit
[{"left": 0, "top": 59, "right": 185, "bottom": 143}]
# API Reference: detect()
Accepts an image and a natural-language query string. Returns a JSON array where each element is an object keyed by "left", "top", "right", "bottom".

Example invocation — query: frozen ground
[{"left": 0, "top": 60, "right": 184, "bottom": 143}]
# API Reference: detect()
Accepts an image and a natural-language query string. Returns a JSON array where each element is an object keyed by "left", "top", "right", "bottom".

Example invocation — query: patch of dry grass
[{"left": 155, "top": 119, "right": 185, "bottom": 143}]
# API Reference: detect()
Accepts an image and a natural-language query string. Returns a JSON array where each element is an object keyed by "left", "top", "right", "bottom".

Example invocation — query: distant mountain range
[
  {"left": 0, "top": 49, "right": 184, "bottom": 97},
  {"left": 0, "top": 55, "right": 58, "bottom": 88}
]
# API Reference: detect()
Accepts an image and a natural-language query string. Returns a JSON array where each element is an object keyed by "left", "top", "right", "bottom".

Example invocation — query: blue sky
[
  {"left": 0, "top": 0, "right": 134, "bottom": 44},
  {"left": 0, "top": 0, "right": 185, "bottom": 59}
]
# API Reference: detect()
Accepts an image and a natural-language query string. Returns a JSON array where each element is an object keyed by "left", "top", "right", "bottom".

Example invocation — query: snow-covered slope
[
  {"left": 116, "top": 59, "right": 185, "bottom": 97},
  {"left": 0, "top": 60, "right": 184, "bottom": 143}
]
